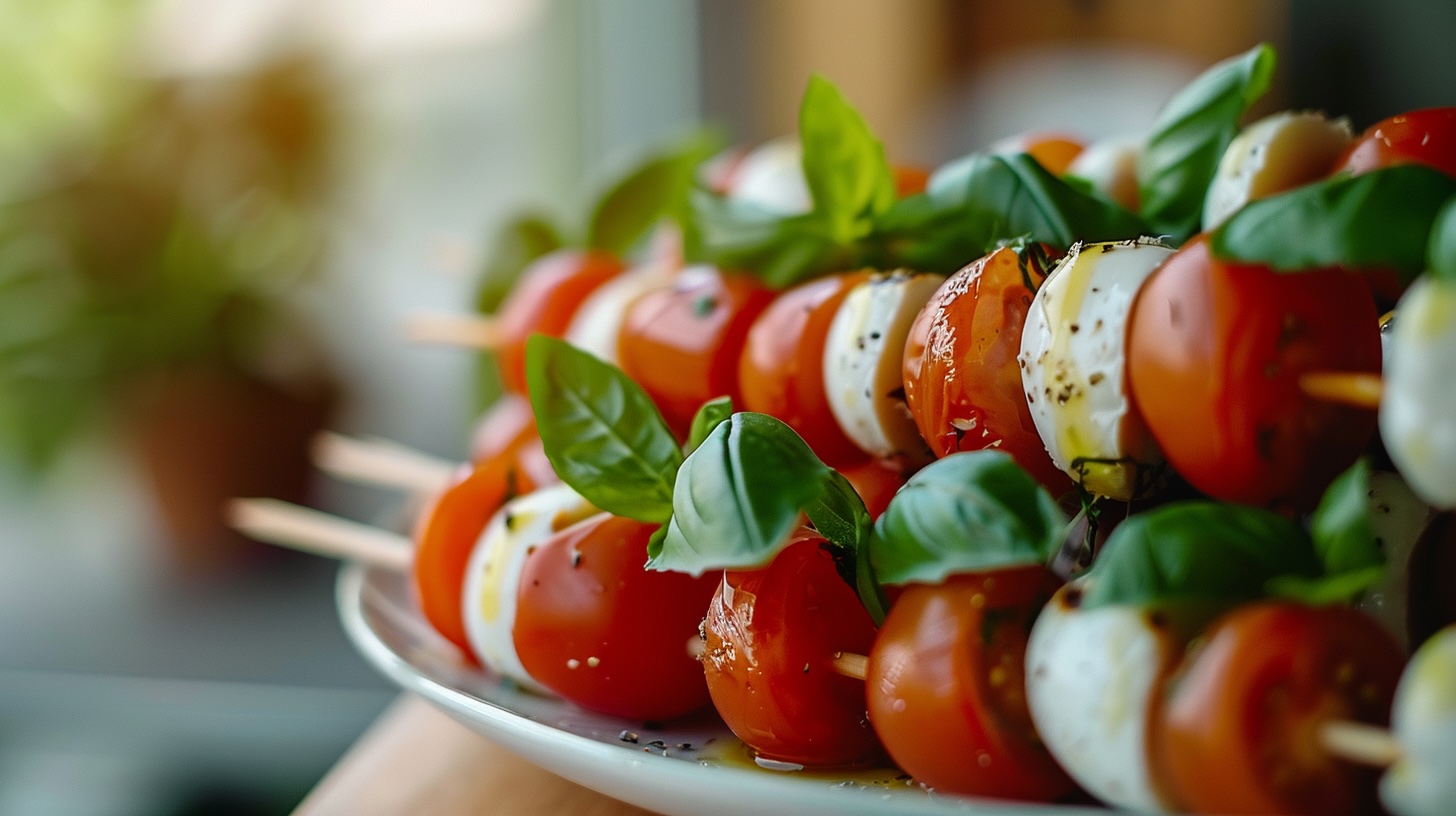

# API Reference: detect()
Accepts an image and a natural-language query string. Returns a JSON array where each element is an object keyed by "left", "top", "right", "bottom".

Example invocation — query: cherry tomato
[
  {"left": 468, "top": 392, "right": 538, "bottom": 466},
  {"left": 838, "top": 457, "right": 909, "bottom": 519},
  {"left": 894, "top": 165, "right": 930, "bottom": 197},
  {"left": 738, "top": 272, "right": 870, "bottom": 466},
  {"left": 413, "top": 455, "right": 537, "bottom": 657},
  {"left": 513, "top": 514, "right": 718, "bottom": 721},
  {"left": 866, "top": 566, "right": 1076, "bottom": 800},
  {"left": 1156, "top": 602, "right": 1403, "bottom": 816},
  {"left": 619, "top": 266, "right": 775, "bottom": 435},
  {"left": 702, "top": 533, "right": 881, "bottom": 766},
  {"left": 1126, "top": 236, "right": 1381, "bottom": 509},
  {"left": 1334, "top": 107, "right": 1456, "bottom": 180},
  {"left": 494, "top": 249, "right": 622, "bottom": 394},
  {"left": 903, "top": 245, "right": 1071, "bottom": 494},
  {"left": 995, "top": 132, "right": 1085, "bottom": 176}
]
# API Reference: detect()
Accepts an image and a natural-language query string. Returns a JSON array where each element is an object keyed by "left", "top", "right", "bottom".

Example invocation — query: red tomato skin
[
  {"left": 838, "top": 458, "right": 910, "bottom": 519},
  {"left": 1156, "top": 603, "right": 1403, "bottom": 816},
  {"left": 467, "top": 393, "right": 537, "bottom": 467},
  {"left": 894, "top": 165, "right": 930, "bottom": 197},
  {"left": 1126, "top": 236, "right": 1381, "bottom": 510},
  {"left": 738, "top": 272, "right": 870, "bottom": 467},
  {"left": 702, "top": 534, "right": 882, "bottom": 767},
  {"left": 903, "top": 246, "right": 1072, "bottom": 495},
  {"left": 495, "top": 249, "right": 623, "bottom": 394},
  {"left": 619, "top": 267, "right": 775, "bottom": 436},
  {"left": 413, "top": 457, "right": 537, "bottom": 657},
  {"left": 866, "top": 567, "right": 1076, "bottom": 801},
  {"left": 513, "top": 514, "right": 718, "bottom": 721},
  {"left": 1334, "top": 107, "right": 1456, "bottom": 180}
]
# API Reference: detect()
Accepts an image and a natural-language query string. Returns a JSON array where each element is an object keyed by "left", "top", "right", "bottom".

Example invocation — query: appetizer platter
[{"left": 234, "top": 42, "right": 1456, "bottom": 815}]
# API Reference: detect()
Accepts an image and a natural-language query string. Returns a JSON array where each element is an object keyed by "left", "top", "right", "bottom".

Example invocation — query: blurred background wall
[{"left": 0, "top": 0, "right": 1450, "bottom": 813}]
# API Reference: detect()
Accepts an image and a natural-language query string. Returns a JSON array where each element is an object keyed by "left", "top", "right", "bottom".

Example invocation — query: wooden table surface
[{"left": 296, "top": 694, "right": 658, "bottom": 815}]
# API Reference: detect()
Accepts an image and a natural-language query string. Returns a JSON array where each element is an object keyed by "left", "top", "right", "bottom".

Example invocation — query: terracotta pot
[{"left": 123, "top": 366, "right": 338, "bottom": 579}]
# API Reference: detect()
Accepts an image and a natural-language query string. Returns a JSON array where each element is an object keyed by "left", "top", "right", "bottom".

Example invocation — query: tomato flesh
[
  {"left": 903, "top": 246, "right": 1071, "bottom": 494},
  {"left": 866, "top": 566, "right": 1075, "bottom": 800},
  {"left": 1157, "top": 603, "right": 1403, "bottom": 816},
  {"left": 513, "top": 514, "right": 718, "bottom": 721},
  {"left": 619, "top": 266, "right": 775, "bottom": 436},
  {"left": 702, "top": 534, "right": 882, "bottom": 767},
  {"left": 413, "top": 456, "right": 537, "bottom": 657},
  {"left": 1126, "top": 236, "right": 1381, "bottom": 509},
  {"left": 738, "top": 272, "right": 870, "bottom": 466},
  {"left": 1334, "top": 107, "right": 1456, "bottom": 180},
  {"left": 494, "top": 249, "right": 622, "bottom": 394}
]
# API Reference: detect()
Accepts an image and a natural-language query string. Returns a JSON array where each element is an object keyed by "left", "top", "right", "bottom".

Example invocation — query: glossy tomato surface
[
  {"left": 467, "top": 392, "right": 537, "bottom": 466},
  {"left": 702, "top": 534, "right": 881, "bottom": 767},
  {"left": 413, "top": 456, "right": 537, "bottom": 657},
  {"left": 866, "top": 567, "right": 1076, "bottom": 801},
  {"left": 494, "top": 249, "right": 622, "bottom": 393},
  {"left": 903, "top": 246, "right": 1070, "bottom": 494},
  {"left": 1157, "top": 603, "right": 1403, "bottom": 816},
  {"left": 1334, "top": 107, "right": 1456, "bottom": 180},
  {"left": 514, "top": 514, "right": 718, "bottom": 721},
  {"left": 738, "top": 272, "right": 870, "bottom": 466},
  {"left": 1127, "top": 236, "right": 1381, "bottom": 509},
  {"left": 619, "top": 266, "right": 775, "bottom": 435},
  {"left": 839, "top": 457, "right": 910, "bottom": 519}
]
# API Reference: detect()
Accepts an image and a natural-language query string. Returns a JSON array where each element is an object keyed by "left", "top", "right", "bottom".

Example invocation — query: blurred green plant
[{"left": 0, "top": 50, "right": 339, "bottom": 471}]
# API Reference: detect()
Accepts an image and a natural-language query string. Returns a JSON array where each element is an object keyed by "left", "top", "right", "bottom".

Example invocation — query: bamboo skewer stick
[
  {"left": 311, "top": 432, "right": 459, "bottom": 494},
  {"left": 830, "top": 651, "right": 868, "bottom": 681},
  {"left": 405, "top": 313, "right": 506, "bottom": 350},
  {"left": 1301, "top": 371, "right": 1384, "bottom": 410},
  {"left": 228, "top": 498, "right": 412, "bottom": 572}
]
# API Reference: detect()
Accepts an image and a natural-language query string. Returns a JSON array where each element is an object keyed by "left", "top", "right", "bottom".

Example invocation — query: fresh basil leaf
[
  {"left": 799, "top": 75, "right": 896, "bottom": 242},
  {"left": 690, "top": 190, "right": 846, "bottom": 287},
  {"left": 1138, "top": 42, "right": 1276, "bottom": 241},
  {"left": 475, "top": 214, "right": 564, "bottom": 315},
  {"left": 871, "top": 451, "right": 1067, "bottom": 586},
  {"left": 586, "top": 133, "right": 721, "bottom": 256},
  {"left": 809, "top": 469, "right": 885, "bottom": 623},
  {"left": 1310, "top": 458, "right": 1381, "bottom": 575},
  {"left": 524, "top": 335, "right": 682, "bottom": 522},
  {"left": 1267, "top": 565, "right": 1387, "bottom": 606},
  {"left": 1428, "top": 195, "right": 1456, "bottom": 282},
  {"left": 649, "top": 413, "right": 877, "bottom": 578},
  {"left": 684, "top": 396, "right": 733, "bottom": 456},
  {"left": 1080, "top": 501, "right": 1322, "bottom": 610},
  {"left": 877, "top": 153, "right": 1146, "bottom": 271},
  {"left": 1212, "top": 166, "right": 1456, "bottom": 281}
]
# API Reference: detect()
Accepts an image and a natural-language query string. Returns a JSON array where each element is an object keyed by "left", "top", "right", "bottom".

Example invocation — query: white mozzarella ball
[
  {"left": 1382, "top": 626, "right": 1456, "bottom": 816},
  {"left": 564, "top": 260, "right": 675, "bottom": 364},
  {"left": 1358, "top": 471, "right": 1436, "bottom": 650},
  {"left": 1025, "top": 581, "right": 1176, "bottom": 812},
  {"left": 726, "top": 137, "right": 811, "bottom": 216},
  {"left": 1066, "top": 136, "right": 1142, "bottom": 211},
  {"left": 823, "top": 271, "right": 940, "bottom": 464},
  {"left": 1381, "top": 276, "right": 1456, "bottom": 509},
  {"left": 1202, "top": 111, "right": 1354, "bottom": 231},
  {"left": 1018, "top": 239, "right": 1170, "bottom": 499},
  {"left": 462, "top": 483, "right": 596, "bottom": 695}
]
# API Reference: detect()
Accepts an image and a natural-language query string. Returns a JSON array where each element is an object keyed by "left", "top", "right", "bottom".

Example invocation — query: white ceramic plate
[{"left": 337, "top": 563, "right": 1109, "bottom": 816}]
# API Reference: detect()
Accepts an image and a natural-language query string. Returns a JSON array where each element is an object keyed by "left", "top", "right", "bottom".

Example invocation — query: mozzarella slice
[
  {"left": 1202, "top": 111, "right": 1354, "bottom": 231},
  {"left": 1025, "top": 581, "right": 1176, "bottom": 812},
  {"left": 824, "top": 271, "right": 940, "bottom": 464},
  {"left": 564, "top": 260, "right": 675, "bottom": 364},
  {"left": 1019, "top": 239, "right": 1169, "bottom": 499},
  {"left": 1381, "top": 276, "right": 1456, "bottom": 509},
  {"left": 1382, "top": 625, "right": 1456, "bottom": 816},
  {"left": 1358, "top": 471, "right": 1436, "bottom": 650},
  {"left": 462, "top": 483, "right": 596, "bottom": 695},
  {"left": 1066, "top": 136, "right": 1142, "bottom": 211},
  {"left": 726, "top": 137, "right": 811, "bottom": 216}
]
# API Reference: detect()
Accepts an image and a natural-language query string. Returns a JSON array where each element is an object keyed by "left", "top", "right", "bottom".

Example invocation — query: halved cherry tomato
[
  {"left": 619, "top": 266, "right": 775, "bottom": 435},
  {"left": 838, "top": 457, "right": 909, "bottom": 519},
  {"left": 738, "top": 272, "right": 870, "bottom": 466},
  {"left": 468, "top": 392, "right": 537, "bottom": 466},
  {"left": 1156, "top": 602, "right": 1403, "bottom": 816},
  {"left": 702, "top": 533, "right": 881, "bottom": 767},
  {"left": 1126, "top": 235, "right": 1381, "bottom": 509},
  {"left": 1334, "top": 107, "right": 1456, "bottom": 180},
  {"left": 513, "top": 514, "right": 718, "bottom": 721},
  {"left": 494, "top": 249, "right": 622, "bottom": 393},
  {"left": 413, "top": 455, "right": 537, "bottom": 656},
  {"left": 866, "top": 566, "right": 1076, "bottom": 800},
  {"left": 903, "top": 245, "right": 1071, "bottom": 494}
]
